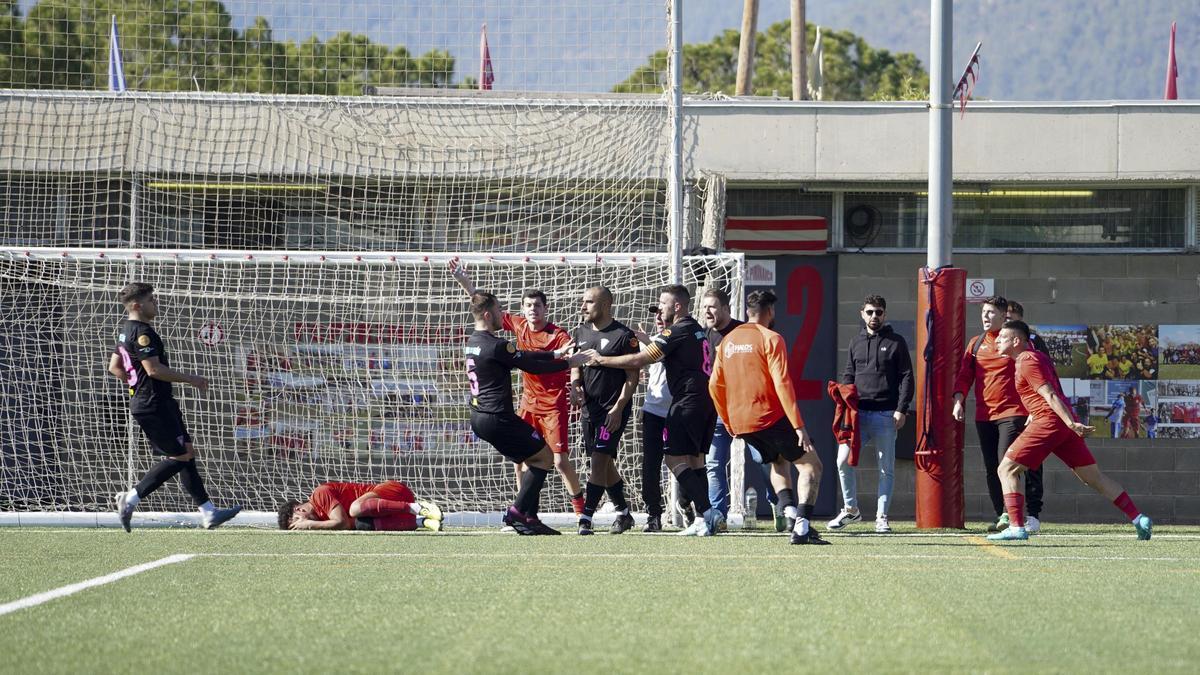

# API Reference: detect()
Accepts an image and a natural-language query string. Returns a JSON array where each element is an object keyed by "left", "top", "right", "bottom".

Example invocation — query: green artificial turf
[{"left": 2, "top": 525, "right": 1198, "bottom": 674}]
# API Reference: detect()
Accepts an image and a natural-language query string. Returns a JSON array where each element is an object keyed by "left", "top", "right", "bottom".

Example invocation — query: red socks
[
  {"left": 1003, "top": 493, "right": 1026, "bottom": 528},
  {"left": 357, "top": 498, "right": 411, "bottom": 517},
  {"left": 1113, "top": 492, "right": 1140, "bottom": 520}
]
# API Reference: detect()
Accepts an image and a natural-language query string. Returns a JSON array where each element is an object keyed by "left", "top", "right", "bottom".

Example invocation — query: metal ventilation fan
[{"left": 845, "top": 204, "right": 881, "bottom": 250}]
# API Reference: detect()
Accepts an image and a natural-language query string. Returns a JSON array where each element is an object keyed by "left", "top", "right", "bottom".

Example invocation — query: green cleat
[
  {"left": 1133, "top": 514, "right": 1153, "bottom": 540},
  {"left": 987, "top": 512, "right": 1010, "bottom": 532},
  {"left": 774, "top": 513, "right": 787, "bottom": 532},
  {"left": 986, "top": 526, "right": 1029, "bottom": 541}
]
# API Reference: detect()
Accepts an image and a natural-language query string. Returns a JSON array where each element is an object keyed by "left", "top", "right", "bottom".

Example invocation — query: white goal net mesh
[{"left": 0, "top": 250, "right": 742, "bottom": 518}]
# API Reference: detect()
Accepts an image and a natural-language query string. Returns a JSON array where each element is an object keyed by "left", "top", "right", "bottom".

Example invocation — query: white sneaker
[
  {"left": 826, "top": 508, "right": 862, "bottom": 530},
  {"left": 1025, "top": 516, "right": 1041, "bottom": 534},
  {"left": 677, "top": 518, "right": 704, "bottom": 536},
  {"left": 874, "top": 516, "right": 891, "bottom": 533}
]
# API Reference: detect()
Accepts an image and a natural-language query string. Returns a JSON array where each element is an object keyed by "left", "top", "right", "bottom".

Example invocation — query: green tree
[
  {"left": 614, "top": 20, "right": 929, "bottom": 101},
  {"left": 6, "top": 1, "right": 470, "bottom": 94}
]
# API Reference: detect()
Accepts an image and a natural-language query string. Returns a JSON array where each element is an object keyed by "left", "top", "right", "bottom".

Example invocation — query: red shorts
[
  {"left": 1005, "top": 419, "right": 1096, "bottom": 470},
  {"left": 368, "top": 480, "right": 417, "bottom": 531},
  {"left": 518, "top": 406, "right": 570, "bottom": 454}
]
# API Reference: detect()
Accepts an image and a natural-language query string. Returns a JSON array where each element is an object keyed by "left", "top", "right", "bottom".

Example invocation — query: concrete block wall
[{"left": 834, "top": 253, "right": 1200, "bottom": 525}]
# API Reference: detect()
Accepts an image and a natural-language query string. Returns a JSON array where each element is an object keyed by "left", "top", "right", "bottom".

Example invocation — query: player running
[
  {"left": 988, "top": 320, "right": 1153, "bottom": 542},
  {"left": 278, "top": 480, "right": 443, "bottom": 532},
  {"left": 465, "top": 290, "right": 591, "bottom": 535},
  {"left": 708, "top": 290, "right": 829, "bottom": 545},
  {"left": 589, "top": 284, "right": 723, "bottom": 536},
  {"left": 449, "top": 258, "right": 586, "bottom": 515},
  {"left": 107, "top": 283, "right": 241, "bottom": 532},
  {"left": 571, "top": 286, "right": 640, "bottom": 535}
]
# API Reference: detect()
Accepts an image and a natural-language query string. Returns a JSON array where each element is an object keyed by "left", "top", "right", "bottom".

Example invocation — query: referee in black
[
  {"left": 107, "top": 283, "right": 241, "bottom": 532},
  {"left": 465, "top": 291, "right": 592, "bottom": 535}
]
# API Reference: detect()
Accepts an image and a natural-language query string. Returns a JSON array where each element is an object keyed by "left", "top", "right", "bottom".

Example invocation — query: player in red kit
[
  {"left": 279, "top": 480, "right": 443, "bottom": 532},
  {"left": 988, "top": 320, "right": 1152, "bottom": 542},
  {"left": 449, "top": 258, "right": 585, "bottom": 515}
]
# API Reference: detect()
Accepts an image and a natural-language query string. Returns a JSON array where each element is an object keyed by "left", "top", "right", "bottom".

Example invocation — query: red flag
[
  {"left": 952, "top": 42, "right": 982, "bottom": 118},
  {"left": 1165, "top": 21, "right": 1178, "bottom": 100},
  {"left": 724, "top": 216, "right": 827, "bottom": 255},
  {"left": 480, "top": 24, "right": 494, "bottom": 91}
]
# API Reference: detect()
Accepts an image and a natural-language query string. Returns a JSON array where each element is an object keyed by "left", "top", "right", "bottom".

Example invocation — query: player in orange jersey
[
  {"left": 449, "top": 258, "right": 585, "bottom": 515},
  {"left": 708, "top": 290, "right": 828, "bottom": 545}
]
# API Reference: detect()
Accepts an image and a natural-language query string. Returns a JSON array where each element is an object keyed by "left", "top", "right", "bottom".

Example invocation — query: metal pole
[
  {"left": 791, "top": 0, "right": 807, "bottom": 100},
  {"left": 928, "top": 0, "right": 952, "bottom": 268},
  {"left": 735, "top": 0, "right": 758, "bottom": 96},
  {"left": 668, "top": 0, "right": 684, "bottom": 283},
  {"left": 126, "top": 177, "right": 138, "bottom": 489}
]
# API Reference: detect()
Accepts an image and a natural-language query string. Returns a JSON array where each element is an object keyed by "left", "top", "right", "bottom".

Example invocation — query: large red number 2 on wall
[{"left": 786, "top": 265, "right": 824, "bottom": 401}]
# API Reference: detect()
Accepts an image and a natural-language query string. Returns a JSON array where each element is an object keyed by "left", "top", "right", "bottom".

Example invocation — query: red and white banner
[{"left": 725, "top": 216, "right": 827, "bottom": 255}]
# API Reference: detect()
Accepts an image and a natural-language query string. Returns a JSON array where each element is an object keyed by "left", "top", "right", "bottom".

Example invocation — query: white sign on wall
[
  {"left": 966, "top": 278, "right": 994, "bottom": 303},
  {"left": 745, "top": 259, "right": 776, "bottom": 286}
]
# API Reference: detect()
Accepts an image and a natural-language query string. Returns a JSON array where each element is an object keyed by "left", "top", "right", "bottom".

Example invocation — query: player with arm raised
[
  {"left": 449, "top": 258, "right": 585, "bottom": 516},
  {"left": 988, "top": 320, "right": 1153, "bottom": 542},
  {"left": 590, "top": 284, "right": 723, "bottom": 536},
  {"left": 708, "top": 290, "right": 829, "bottom": 545},
  {"left": 107, "top": 283, "right": 241, "bottom": 532},
  {"left": 465, "top": 291, "right": 592, "bottom": 535},
  {"left": 278, "top": 480, "right": 442, "bottom": 532},
  {"left": 571, "top": 286, "right": 640, "bottom": 535}
]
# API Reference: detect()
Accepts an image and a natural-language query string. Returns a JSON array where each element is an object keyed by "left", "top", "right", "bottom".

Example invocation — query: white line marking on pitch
[
  {"left": 0, "top": 554, "right": 194, "bottom": 617},
  {"left": 195, "top": 552, "right": 1190, "bottom": 562}
]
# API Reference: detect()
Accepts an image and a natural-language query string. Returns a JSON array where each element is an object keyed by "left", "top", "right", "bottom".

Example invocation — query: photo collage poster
[{"left": 1034, "top": 324, "right": 1200, "bottom": 440}]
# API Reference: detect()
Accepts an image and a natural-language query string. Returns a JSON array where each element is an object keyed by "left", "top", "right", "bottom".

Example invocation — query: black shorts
[
  {"left": 471, "top": 410, "right": 546, "bottom": 463},
  {"left": 132, "top": 403, "right": 192, "bottom": 457},
  {"left": 740, "top": 416, "right": 807, "bottom": 464},
  {"left": 581, "top": 406, "right": 632, "bottom": 456},
  {"left": 664, "top": 402, "right": 716, "bottom": 456}
]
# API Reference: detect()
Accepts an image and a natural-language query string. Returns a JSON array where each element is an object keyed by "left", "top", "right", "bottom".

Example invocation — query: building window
[{"left": 841, "top": 187, "right": 1188, "bottom": 250}]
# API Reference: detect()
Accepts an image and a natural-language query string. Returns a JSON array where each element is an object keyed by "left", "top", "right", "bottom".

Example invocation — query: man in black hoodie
[{"left": 827, "top": 295, "right": 913, "bottom": 534}]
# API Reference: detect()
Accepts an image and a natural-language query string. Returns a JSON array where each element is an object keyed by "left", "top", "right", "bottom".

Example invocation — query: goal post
[{"left": 0, "top": 248, "right": 744, "bottom": 528}]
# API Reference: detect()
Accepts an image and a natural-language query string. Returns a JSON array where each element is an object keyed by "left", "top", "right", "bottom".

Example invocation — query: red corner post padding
[
  {"left": 827, "top": 381, "right": 861, "bottom": 466},
  {"left": 915, "top": 267, "right": 967, "bottom": 528}
]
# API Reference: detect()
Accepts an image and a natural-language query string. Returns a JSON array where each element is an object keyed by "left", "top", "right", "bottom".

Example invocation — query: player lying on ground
[
  {"left": 988, "top": 320, "right": 1153, "bottom": 542},
  {"left": 278, "top": 480, "right": 443, "bottom": 532},
  {"left": 107, "top": 282, "right": 241, "bottom": 532},
  {"left": 466, "top": 290, "right": 593, "bottom": 535}
]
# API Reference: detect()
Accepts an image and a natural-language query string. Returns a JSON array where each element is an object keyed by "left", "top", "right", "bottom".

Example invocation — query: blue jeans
[
  {"left": 836, "top": 409, "right": 897, "bottom": 517},
  {"left": 707, "top": 419, "right": 776, "bottom": 517},
  {"left": 706, "top": 419, "right": 733, "bottom": 516}
]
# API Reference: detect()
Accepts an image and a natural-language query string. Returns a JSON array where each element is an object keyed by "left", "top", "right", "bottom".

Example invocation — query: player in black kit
[
  {"left": 465, "top": 291, "right": 592, "bottom": 535},
  {"left": 589, "top": 284, "right": 723, "bottom": 536},
  {"left": 570, "top": 286, "right": 640, "bottom": 535},
  {"left": 107, "top": 283, "right": 241, "bottom": 532}
]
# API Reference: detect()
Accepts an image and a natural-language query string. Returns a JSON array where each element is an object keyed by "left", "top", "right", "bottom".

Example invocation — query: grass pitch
[{"left": 2, "top": 524, "right": 1198, "bottom": 674}]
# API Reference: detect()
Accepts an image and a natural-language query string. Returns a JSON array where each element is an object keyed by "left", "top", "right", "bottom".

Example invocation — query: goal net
[{"left": 0, "top": 249, "right": 743, "bottom": 525}]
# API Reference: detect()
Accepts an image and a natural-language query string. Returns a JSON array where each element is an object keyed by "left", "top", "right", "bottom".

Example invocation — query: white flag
[
  {"left": 108, "top": 15, "right": 126, "bottom": 92},
  {"left": 807, "top": 26, "right": 823, "bottom": 101}
]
